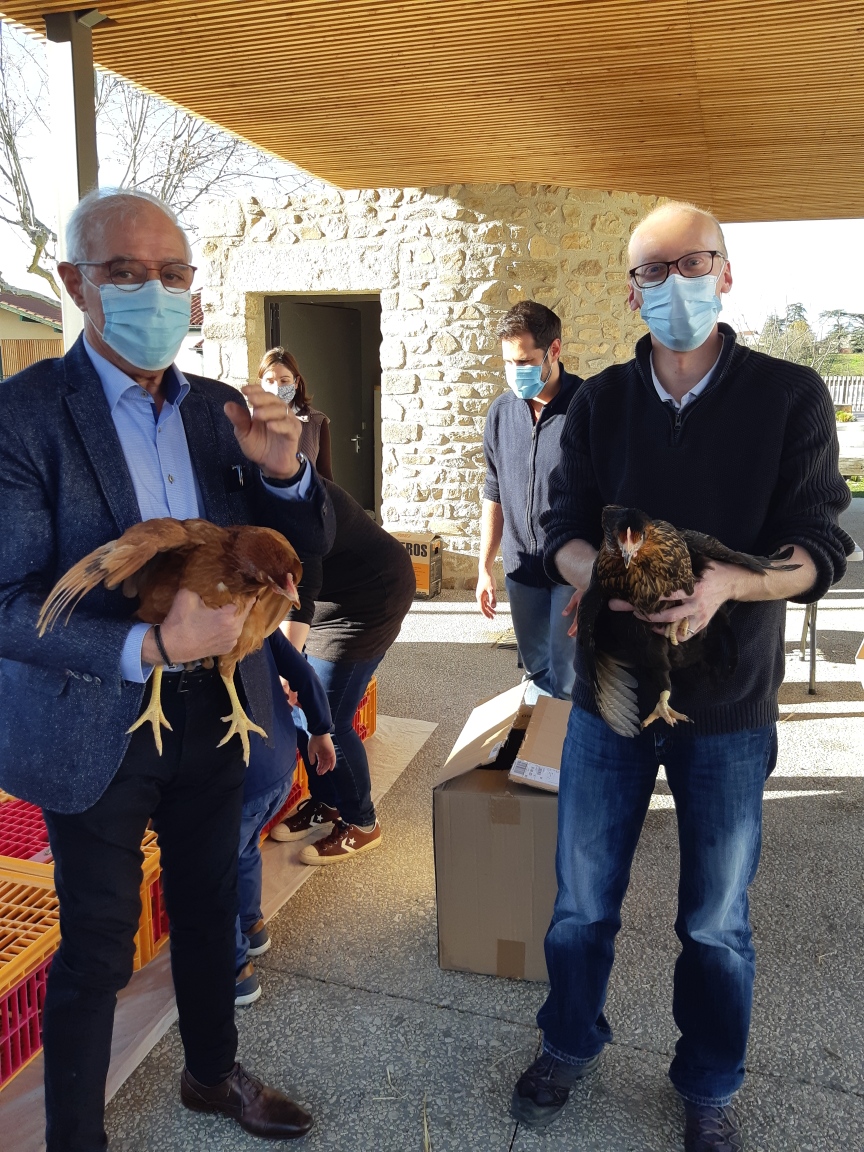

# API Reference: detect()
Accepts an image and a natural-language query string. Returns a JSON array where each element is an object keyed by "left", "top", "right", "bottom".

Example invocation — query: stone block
[
  {"left": 528, "top": 234, "right": 559, "bottom": 259},
  {"left": 562, "top": 231, "right": 592, "bottom": 250},
  {"left": 383, "top": 422, "right": 421, "bottom": 444}
]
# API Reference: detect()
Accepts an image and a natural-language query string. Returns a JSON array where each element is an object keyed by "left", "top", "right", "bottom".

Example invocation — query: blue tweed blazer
[{"left": 0, "top": 337, "right": 335, "bottom": 813}]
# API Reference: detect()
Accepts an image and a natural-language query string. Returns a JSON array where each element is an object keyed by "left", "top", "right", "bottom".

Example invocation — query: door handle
[{"left": 350, "top": 435, "right": 362, "bottom": 455}]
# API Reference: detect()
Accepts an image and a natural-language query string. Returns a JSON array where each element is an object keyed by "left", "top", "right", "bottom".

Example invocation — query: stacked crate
[{"left": 0, "top": 865, "right": 60, "bottom": 1089}]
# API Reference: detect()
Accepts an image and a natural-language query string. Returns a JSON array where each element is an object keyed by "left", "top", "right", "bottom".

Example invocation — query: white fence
[{"left": 825, "top": 376, "right": 864, "bottom": 408}]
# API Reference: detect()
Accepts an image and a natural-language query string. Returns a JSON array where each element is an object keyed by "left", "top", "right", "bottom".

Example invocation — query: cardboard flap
[
  {"left": 508, "top": 695, "right": 571, "bottom": 793},
  {"left": 435, "top": 682, "right": 528, "bottom": 785}
]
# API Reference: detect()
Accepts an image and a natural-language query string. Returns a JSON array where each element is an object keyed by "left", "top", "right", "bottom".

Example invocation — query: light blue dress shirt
[{"left": 83, "top": 339, "right": 311, "bottom": 683}]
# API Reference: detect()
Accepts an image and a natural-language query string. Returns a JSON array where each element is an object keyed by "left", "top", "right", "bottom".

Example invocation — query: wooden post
[{"left": 44, "top": 10, "right": 104, "bottom": 350}]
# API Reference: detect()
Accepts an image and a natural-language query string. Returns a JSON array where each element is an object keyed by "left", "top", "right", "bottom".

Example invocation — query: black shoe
[
  {"left": 510, "top": 1051, "right": 601, "bottom": 1128},
  {"left": 684, "top": 1101, "right": 744, "bottom": 1151}
]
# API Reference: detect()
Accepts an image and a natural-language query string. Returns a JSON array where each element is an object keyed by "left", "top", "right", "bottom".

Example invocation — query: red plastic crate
[
  {"left": 0, "top": 955, "right": 52, "bottom": 1089},
  {"left": 0, "top": 801, "right": 52, "bottom": 865}
]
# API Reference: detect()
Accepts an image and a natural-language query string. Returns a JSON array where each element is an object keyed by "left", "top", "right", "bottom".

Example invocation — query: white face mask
[{"left": 277, "top": 383, "right": 296, "bottom": 404}]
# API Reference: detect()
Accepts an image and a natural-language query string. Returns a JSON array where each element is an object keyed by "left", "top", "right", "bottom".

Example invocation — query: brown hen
[{"left": 37, "top": 518, "right": 302, "bottom": 763}]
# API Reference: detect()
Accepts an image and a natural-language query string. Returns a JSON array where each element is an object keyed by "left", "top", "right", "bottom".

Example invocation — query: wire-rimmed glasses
[{"left": 75, "top": 259, "right": 197, "bottom": 294}]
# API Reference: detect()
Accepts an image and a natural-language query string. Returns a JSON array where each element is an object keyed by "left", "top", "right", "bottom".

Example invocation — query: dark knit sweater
[{"left": 542, "top": 324, "right": 853, "bottom": 734}]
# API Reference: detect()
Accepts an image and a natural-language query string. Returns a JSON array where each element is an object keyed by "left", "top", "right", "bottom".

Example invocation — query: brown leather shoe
[{"left": 180, "top": 1063, "right": 313, "bottom": 1140}]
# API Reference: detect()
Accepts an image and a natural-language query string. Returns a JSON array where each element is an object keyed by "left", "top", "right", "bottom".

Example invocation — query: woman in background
[{"left": 258, "top": 347, "right": 333, "bottom": 480}]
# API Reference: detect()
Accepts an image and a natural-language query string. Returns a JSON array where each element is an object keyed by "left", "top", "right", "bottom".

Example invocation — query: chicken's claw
[
  {"left": 641, "top": 689, "right": 691, "bottom": 730},
  {"left": 664, "top": 617, "right": 690, "bottom": 646},
  {"left": 218, "top": 671, "right": 267, "bottom": 765},
  {"left": 127, "top": 666, "right": 172, "bottom": 755}
]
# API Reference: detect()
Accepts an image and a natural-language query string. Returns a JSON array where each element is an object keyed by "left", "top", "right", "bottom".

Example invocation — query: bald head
[{"left": 628, "top": 201, "right": 726, "bottom": 269}]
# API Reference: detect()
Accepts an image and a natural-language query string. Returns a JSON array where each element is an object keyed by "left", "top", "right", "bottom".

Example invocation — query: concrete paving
[{"left": 105, "top": 500, "right": 864, "bottom": 1152}]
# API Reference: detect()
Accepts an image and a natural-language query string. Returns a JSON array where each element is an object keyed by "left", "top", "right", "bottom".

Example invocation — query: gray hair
[{"left": 65, "top": 188, "right": 191, "bottom": 263}]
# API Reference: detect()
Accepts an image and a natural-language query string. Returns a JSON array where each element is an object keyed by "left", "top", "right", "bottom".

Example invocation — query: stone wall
[{"left": 199, "top": 183, "right": 657, "bottom": 585}]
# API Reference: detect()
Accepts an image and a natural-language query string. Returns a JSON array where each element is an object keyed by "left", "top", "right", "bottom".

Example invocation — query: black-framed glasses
[
  {"left": 629, "top": 250, "right": 725, "bottom": 289},
  {"left": 75, "top": 259, "right": 197, "bottom": 294}
]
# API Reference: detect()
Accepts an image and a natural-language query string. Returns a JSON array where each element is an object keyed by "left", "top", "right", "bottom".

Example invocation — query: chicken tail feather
[{"left": 37, "top": 544, "right": 117, "bottom": 635}]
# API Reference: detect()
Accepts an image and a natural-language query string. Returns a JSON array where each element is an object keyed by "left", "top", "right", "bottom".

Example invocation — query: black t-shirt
[{"left": 288, "top": 480, "right": 416, "bottom": 663}]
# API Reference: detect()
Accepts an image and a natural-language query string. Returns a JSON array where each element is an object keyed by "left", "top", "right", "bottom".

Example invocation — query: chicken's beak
[
  {"left": 282, "top": 573, "right": 299, "bottom": 606},
  {"left": 622, "top": 550, "right": 633, "bottom": 569},
  {"left": 620, "top": 527, "right": 638, "bottom": 568}
]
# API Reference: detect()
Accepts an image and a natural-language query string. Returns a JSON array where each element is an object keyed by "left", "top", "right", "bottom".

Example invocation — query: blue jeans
[
  {"left": 300, "top": 654, "right": 383, "bottom": 827},
  {"left": 505, "top": 577, "right": 576, "bottom": 702},
  {"left": 234, "top": 779, "right": 292, "bottom": 972},
  {"left": 538, "top": 706, "right": 775, "bottom": 1105}
]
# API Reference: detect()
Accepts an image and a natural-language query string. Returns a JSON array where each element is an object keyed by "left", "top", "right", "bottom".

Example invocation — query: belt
[{"left": 161, "top": 663, "right": 219, "bottom": 693}]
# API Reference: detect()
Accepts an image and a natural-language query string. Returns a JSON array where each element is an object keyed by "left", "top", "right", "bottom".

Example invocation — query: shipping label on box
[
  {"left": 508, "top": 695, "right": 571, "bottom": 794},
  {"left": 390, "top": 531, "right": 442, "bottom": 599}
]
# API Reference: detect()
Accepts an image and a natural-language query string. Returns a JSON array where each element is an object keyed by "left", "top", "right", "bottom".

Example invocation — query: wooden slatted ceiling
[{"left": 2, "top": 0, "right": 863, "bottom": 221}]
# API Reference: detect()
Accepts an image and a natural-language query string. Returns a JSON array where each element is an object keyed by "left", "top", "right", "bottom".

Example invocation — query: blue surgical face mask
[
  {"left": 504, "top": 348, "right": 550, "bottom": 400},
  {"left": 98, "top": 279, "right": 191, "bottom": 371},
  {"left": 639, "top": 273, "right": 723, "bottom": 353}
]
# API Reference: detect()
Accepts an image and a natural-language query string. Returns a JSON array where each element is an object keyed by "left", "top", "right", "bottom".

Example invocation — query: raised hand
[{"left": 224, "top": 382, "right": 304, "bottom": 479}]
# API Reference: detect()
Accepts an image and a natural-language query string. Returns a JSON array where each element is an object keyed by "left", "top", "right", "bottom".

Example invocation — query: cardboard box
[
  {"left": 508, "top": 695, "right": 571, "bottom": 793},
  {"left": 390, "top": 531, "right": 442, "bottom": 598},
  {"left": 433, "top": 684, "right": 560, "bottom": 982}
]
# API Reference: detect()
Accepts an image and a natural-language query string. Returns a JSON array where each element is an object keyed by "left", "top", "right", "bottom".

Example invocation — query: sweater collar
[{"left": 635, "top": 322, "right": 740, "bottom": 403}]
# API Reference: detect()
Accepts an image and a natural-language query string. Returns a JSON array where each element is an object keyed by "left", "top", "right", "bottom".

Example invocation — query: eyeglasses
[
  {"left": 75, "top": 259, "right": 197, "bottom": 294},
  {"left": 629, "top": 250, "right": 725, "bottom": 289}
]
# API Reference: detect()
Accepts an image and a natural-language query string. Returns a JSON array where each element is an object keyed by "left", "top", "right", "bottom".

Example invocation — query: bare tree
[
  {"left": 0, "top": 24, "right": 59, "bottom": 295},
  {"left": 95, "top": 73, "right": 317, "bottom": 220},
  {"left": 745, "top": 303, "right": 847, "bottom": 376},
  {"left": 0, "top": 23, "right": 319, "bottom": 297}
]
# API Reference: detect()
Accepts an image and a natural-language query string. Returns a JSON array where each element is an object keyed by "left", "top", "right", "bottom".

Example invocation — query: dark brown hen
[
  {"left": 37, "top": 518, "right": 302, "bottom": 763},
  {"left": 577, "top": 506, "right": 799, "bottom": 737}
]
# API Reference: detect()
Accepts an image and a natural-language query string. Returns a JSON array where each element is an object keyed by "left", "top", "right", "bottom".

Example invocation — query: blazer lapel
[
  {"left": 180, "top": 389, "right": 232, "bottom": 526},
  {"left": 63, "top": 339, "right": 141, "bottom": 535}
]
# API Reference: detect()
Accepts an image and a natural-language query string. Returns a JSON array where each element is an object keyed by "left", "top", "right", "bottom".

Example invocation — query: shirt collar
[
  {"left": 84, "top": 337, "right": 189, "bottom": 412},
  {"left": 650, "top": 348, "right": 722, "bottom": 410}
]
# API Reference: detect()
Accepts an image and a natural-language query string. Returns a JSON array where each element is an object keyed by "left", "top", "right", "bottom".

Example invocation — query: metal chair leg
[{"left": 808, "top": 601, "right": 817, "bottom": 695}]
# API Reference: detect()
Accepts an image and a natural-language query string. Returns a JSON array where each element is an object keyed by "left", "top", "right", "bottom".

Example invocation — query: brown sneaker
[
  {"left": 298, "top": 819, "right": 382, "bottom": 865},
  {"left": 269, "top": 799, "right": 340, "bottom": 842}
]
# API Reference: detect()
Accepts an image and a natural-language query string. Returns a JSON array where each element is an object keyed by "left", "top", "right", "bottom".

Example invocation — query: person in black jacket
[
  {"left": 269, "top": 481, "right": 416, "bottom": 862},
  {"left": 511, "top": 203, "right": 853, "bottom": 1152},
  {"left": 476, "top": 301, "right": 582, "bottom": 700}
]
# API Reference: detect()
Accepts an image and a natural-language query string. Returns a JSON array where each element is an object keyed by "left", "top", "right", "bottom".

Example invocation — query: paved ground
[{"left": 105, "top": 500, "right": 864, "bottom": 1152}]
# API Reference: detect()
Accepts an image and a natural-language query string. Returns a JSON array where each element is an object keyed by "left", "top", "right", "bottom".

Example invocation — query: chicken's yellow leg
[
  {"left": 126, "top": 665, "right": 172, "bottom": 755},
  {"left": 641, "top": 689, "right": 691, "bottom": 730},
  {"left": 218, "top": 670, "right": 268, "bottom": 766}
]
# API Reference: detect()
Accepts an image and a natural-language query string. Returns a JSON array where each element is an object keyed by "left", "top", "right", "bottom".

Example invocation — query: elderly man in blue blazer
[{"left": 0, "top": 188, "right": 334, "bottom": 1150}]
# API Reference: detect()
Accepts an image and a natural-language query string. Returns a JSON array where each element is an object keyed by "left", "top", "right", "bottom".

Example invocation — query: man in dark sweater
[
  {"left": 511, "top": 203, "right": 852, "bottom": 1151},
  {"left": 477, "top": 301, "right": 582, "bottom": 700}
]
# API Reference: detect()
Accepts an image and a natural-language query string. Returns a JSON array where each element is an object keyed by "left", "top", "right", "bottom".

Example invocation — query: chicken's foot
[
  {"left": 641, "top": 689, "right": 691, "bottom": 729},
  {"left": 218, "top": 671, "right": 268, "bottom": 766},
  {"left": 126, "top": 665, "right": 172, "bottom": 755},
  {"left": 664, "top": 618, "right": 690, "bottom": 646}
]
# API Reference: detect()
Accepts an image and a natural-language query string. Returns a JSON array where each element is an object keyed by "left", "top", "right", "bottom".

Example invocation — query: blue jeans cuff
[
  {"left": 542, "top": 1037, "right": 607, "bottom": 1067},
  {"left": 675, "top": 1087, "right": 736, "bottom": 1108}
]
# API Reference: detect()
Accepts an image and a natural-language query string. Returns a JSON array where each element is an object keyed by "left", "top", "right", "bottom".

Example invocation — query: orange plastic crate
[
  {"left": 0, "top": 801, "right": 167, "bottom": 974},
  {"left": 132, "top": 830, "right": 169, "bottom": 972},
  {"left": 353, "top": 675, "right": 377, "bottom": 740}
]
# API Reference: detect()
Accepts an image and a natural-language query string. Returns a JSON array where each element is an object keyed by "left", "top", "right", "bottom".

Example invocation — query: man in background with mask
[
  {"left": 0, "top": 188, "right": 335, "bottom": 1150},
  {"left": 510, "top": 202, "right": 852, "bottom": 1150},
  {"left": 476, "top": 300, "right": 581, "bottom": 700}
]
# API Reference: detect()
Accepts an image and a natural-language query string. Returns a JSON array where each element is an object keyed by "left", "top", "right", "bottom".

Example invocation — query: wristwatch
[{"left": 263, "top": 453, "right": 307, "bottom": 488}]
